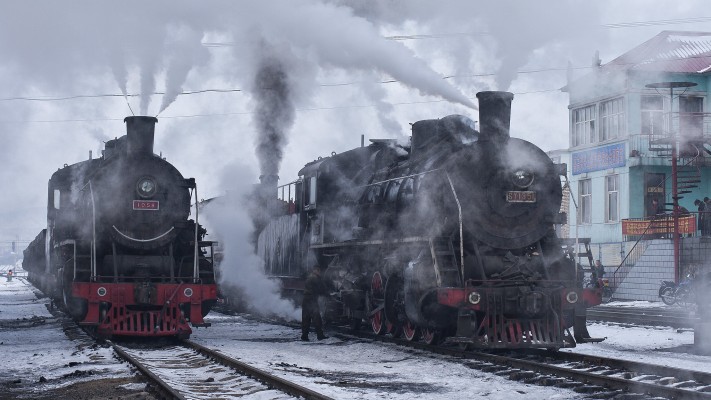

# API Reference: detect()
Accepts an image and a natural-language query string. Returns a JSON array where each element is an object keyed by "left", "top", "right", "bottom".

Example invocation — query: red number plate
[
  {"left": 506, "top": 191, "right": 536, "bottom": 203},
  {"left": 133, "top": 200, "right": 160, "bottom": 210}
]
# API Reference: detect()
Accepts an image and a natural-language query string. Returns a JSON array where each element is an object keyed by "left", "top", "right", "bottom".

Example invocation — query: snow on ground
[
  {"left": 568, "top": 316, "right": 709, "bottom": 373},
  {"left": 604, "top": 300, "right": 664, "bottom": 309},
  {"left": 3, "top": 276, "right": 711, "bottom": 399},
  {"left": 0, "top": 278, "right": 132, "bottom": 399},
  {"left": 192, "top": 313, "right": 580, "bottom": 400}
]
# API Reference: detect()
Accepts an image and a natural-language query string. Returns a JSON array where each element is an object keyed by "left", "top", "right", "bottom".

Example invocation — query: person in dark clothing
[
  {"left": 705, "top": 197, "right": 711, "bottom": 235},
  {"left": 591, "top": 260, "right": 605, "bottom": 288},
  {"left": 301, "top": 265, "right": 328, "bottom": 341},
  {"left": 696, "top": 199, "right": 707, "bottom": 236}
]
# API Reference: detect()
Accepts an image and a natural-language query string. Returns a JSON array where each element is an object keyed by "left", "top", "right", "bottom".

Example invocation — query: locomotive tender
[
  {"left": 258, "top": 91, "right": 601, "bottom": 349},
  {"left": 23, "top": 116, "right": 218, "bottom": 338}
]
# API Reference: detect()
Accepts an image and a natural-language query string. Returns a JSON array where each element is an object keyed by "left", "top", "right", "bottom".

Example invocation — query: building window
[
  {"left": 572, "top": 105, "right": 596, "bottom": 146},
  {"left": 605, "top": 175, "right": 619, "bottom": 222},
  {"left": 641, "top": 95, "right": 664, "bottom": 136},
  {"left": 578, "top": 179, "right": 592, "bottom": 224},
  {"left": 679, "top": 96, "right": 703, "bottom": 138},
  {"left": 600, "top": 97, "right": 625, "bottom": 141}
]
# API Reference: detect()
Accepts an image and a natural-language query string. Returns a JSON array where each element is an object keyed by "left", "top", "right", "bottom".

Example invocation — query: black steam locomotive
[
  {"left": 23, "top": 117, "right": 218, "bottom": 338},
  {"left": 257, "top": 91, "right": 601, "bottom": 349}
]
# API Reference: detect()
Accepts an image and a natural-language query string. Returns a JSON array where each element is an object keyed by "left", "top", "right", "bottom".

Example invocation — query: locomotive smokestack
[
  {"left": 259, "top": 174, "right": 280, "bottom": 215},
  {"left": 476, "top": 91, "right": 514, "bottom": 141},
  {"left": 124, "top": 116, "right": 157, "bottom": 156}
]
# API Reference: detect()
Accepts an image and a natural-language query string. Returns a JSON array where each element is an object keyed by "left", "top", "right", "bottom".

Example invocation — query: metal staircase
[
  {"left": 648, "top": 137, "right": 703, "bottom": 211},
  {"left": 429, "top": 237, "right": 462, "bottom": 287}
]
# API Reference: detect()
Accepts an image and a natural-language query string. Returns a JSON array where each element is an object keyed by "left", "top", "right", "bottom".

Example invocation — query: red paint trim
[{"left": 72, "top": 282, "right": 217, "bottom": 337}]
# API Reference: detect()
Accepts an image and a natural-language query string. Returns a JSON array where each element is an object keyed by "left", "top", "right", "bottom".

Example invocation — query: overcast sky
[{"left": 1, "top": 0, "right": 710, "bottom": 242}]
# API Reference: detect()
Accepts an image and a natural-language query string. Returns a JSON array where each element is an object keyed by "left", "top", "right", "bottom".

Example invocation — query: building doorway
[{"left": 645, "top": 172, "right": 666, "bottom": 217}]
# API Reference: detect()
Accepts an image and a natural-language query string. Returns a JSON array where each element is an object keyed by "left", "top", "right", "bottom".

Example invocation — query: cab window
[
  {"left": 54, "top": 189, "right": 61, "bottom": 209},
  {"left": 308, "top": 176, "right": 317, "bottom": 205}
]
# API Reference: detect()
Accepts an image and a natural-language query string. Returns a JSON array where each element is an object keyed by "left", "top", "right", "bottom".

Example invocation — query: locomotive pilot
[{"left": 301, "top": 265, "right": 328, "bottom": 341}]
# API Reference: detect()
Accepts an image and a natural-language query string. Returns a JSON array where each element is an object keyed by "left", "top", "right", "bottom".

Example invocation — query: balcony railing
[{"left": 628, "top": 111, "right": 711, "bottom": 161}]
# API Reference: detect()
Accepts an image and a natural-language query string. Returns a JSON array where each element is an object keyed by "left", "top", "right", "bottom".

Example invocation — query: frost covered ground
[
  {"left": 1, "top": 275, "right": 709, "bottom": 399},
  {"left": 0, "top": 273, "right": 147, "bottom": 399},
  {"left": 191, "top": 313, "right": 581, "bottom": 399}
]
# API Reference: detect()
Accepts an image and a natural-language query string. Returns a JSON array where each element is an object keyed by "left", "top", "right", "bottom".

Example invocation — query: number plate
[
  {"left": 506, "top": 191, "right": 536, "bottom": 203},
  {"left": 133, "top": 200, "right": 160, "bottom": 210}
]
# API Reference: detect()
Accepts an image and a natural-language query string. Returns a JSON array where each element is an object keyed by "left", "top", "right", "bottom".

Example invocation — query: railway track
[
  {"left": 111, "top": 339, "right": 333, "bottom": 400},
  {"left": 586, "top": 305, "right": 698, "bottom": 328},
  {"left": 329, "top": 325, "right": 711, "bottom": 399}
]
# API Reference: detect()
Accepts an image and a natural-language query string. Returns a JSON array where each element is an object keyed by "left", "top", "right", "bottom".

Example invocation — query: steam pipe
[
  {"left": 72, "top": 240, "right": 76, "bottom": 281},
  {"left": 89, "top": 181, "right": 97, "bottom": 281},
  {"left": 445, "top": 172, "right": 464, "bottom": 282},
  {"left": 112, "top": 242, "right": 118, "bottom": 283},
  {"left": 193, "top": 186, "right": 200, "bottom": 283}
]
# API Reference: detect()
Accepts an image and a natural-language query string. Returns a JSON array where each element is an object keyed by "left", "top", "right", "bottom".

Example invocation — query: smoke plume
[{"left": 252, "top": 52, "right": 296, "bottom": 177}]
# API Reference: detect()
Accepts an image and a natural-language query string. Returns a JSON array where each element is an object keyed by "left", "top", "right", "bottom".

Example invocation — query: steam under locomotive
[
  {"left": 23, "top": 117, "right": 218, "bottom": 338},
  {"left": 256, "top": 91, "right": 602, "bottom": 349}
]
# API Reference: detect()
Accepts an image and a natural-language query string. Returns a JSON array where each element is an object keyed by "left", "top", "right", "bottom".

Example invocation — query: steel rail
[
  {"left": 587, "top": 306, "right": 698, "bottom": 328},
  {"left": 183, "top": 340, "right": 334, "bottom": 400},
  {"left": 470, "top": 350, "right": 711, "bottom": 400},
  {"left": 526, "top": 348, "right": 711, "bottom": 386},
  {"left": 109, "top": 341, "right": 186, "bottom": 400},
  {"left": 331, "top": 326, "right": 711, "bottom": 399}
]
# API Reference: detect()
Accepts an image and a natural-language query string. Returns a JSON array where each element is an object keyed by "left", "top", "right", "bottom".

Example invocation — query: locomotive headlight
[
  {"left": 136, "top": 177, "right": 157, "bottom": 198},
  {"left": 184, "top": 288, "right": 193, "bottom": 298},
  {"left": 468, "top": 291, "right": 481, "bottom": 305},
  {"left": 512, "top": 169, "right": 535, "bottom": 188},
  {"left": 97, "top": 287, "right": 107, "bottom": 297},
  {"left": 566, "top": 291, "right": 579, "bottom": 304}
]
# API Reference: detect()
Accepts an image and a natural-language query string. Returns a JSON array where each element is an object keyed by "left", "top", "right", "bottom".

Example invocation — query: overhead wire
[{"left": 2, "top": 15, "right": 710, "bottom": 122}]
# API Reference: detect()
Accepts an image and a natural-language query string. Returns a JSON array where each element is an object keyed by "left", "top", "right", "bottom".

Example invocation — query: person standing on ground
[
  {"left": 301, "top": 265, "right": 328, "bottom": 341},
  {"left": 6, "top": 269, "right": 12, "bottom": 282}
]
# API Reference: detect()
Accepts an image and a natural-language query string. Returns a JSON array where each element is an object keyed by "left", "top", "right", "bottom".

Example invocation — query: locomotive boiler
[
  {"left": 257, "top": 91, "right": 601, "bottom": 349},
  {"left": 23, "top": 116, "right": 218, "bottom": 338}
]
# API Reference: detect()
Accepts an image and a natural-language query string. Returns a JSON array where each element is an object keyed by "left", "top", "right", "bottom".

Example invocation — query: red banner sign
[
  {"left": 622, "top": 215, "right": 696, "bottom": 235},
  {"left": 133, "top": 200, "right": 159, "bottom": 210}
]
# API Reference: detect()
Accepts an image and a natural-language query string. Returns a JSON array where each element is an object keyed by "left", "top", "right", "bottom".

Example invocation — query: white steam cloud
[
  {"left": 202, "top": 162, "right": 300, "bottom": 321},
  {"left": 158, "top": 24, "right": 210, "bottom": 114}
]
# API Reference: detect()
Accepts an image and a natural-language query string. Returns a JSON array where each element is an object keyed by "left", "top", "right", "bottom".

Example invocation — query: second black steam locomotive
[
  {"left": 23, "top": 116, "right": 218, "bottom": 338},
  {"left": 256, "top": 91, "right": 601, "bottom": 349}
]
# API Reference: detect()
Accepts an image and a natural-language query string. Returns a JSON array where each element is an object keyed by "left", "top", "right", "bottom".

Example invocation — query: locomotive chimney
[
  {"left": 476, "top": 91, "right": 514, "bottom": 142},
  {"left": 124, "top": 116, "right": 158, "bottom": 156},
  {"left": 259, "top": 174, "right": 280, "bottom": 215}
]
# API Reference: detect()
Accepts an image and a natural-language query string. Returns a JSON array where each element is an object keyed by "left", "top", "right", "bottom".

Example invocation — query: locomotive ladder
[{"left": 429, "top": 237, "right": 462, "bottom": 286}]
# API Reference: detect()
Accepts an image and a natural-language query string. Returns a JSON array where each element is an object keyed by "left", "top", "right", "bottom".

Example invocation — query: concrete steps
[{"left": 614, "top": 239, "right": 674, "bottom": 302}]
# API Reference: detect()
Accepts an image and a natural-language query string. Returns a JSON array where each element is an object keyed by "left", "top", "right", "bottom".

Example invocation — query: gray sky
[{"left": 1, "top": 0, "right": 710, "bottom": 241}]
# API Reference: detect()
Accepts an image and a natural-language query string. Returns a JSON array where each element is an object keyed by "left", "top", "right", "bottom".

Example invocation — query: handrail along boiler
[
  {"left": 257, "top": 91, "right": 602, "bottom": 349},
  {"left": 23, "top": 116, "right": 218, "bottom": 338}
]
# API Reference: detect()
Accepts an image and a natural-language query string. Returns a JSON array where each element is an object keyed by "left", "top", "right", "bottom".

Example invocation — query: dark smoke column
[
  {"left": 251, "top": 55, "right": 296, "bottom": 229},
  {"left": 253, "top": 56, "right": 295, "bottom": 181}
]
